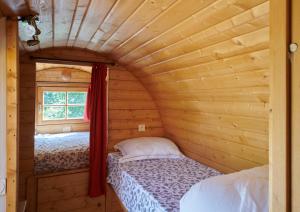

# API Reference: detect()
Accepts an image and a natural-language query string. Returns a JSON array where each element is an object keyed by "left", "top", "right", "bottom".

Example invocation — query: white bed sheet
[{"left": 180, "top": 165, "right": 269, "bottom": 212}]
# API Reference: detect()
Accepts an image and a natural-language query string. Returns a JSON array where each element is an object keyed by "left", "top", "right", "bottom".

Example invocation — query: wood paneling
[
  {"left": 6, "top": 19, "right": 19, "bottom": 212},
  {"left": 16, "top": 0, "right": 270, "bottom": 177},
  {"left": 132, "top": 0, "right": 270, "bottom": 173},
  {"left": 291, "top": 0, "right": 300, "bottom": 210},
  {"left": 36, "top": 68, "right": 91, "bottom": 83},
  {"left": 14, "top": 0, "right": 276, "bottom": 208},
  {"left": 36, "top": 63, "right": 92, "bottom": 73},
  {"left": 0, "top": 0, "right": 31, "bottom": 17},
  {"left": 35, "top": 68, "right": 91, "bottom": 134},
  {"left": 36, "top": 170, "right": 105, "bottom": 212},
  {"left": 0, "top": 17, "right": 6, "bottom": 212},
  {"left": 118, "top": 1, "right": 269, "bottom": 64},
  {"left": 18, "top": 54, "right": 163, "bottom": 211},
  {"left": 36, "top": 123, "right": 89, "bottom": 134},
  {"left": 18, "top": 0, "right": 268, "bottom": 63},
  {"left": 270, "top": 0, "right": 290, "bottom": 211},
  {"left": 19, "top": 55, "right": 36, "bottom": 203},
  {"left": 26, "top": 48, "right": 114, "bottom": 65},
  {"left": 108, "top": 66, "right": 164, "bottom": 151}
]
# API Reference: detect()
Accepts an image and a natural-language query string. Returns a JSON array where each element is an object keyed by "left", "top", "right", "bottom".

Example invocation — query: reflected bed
[{"left": 34, "top": 132, "right": 89, "bottom": 174}]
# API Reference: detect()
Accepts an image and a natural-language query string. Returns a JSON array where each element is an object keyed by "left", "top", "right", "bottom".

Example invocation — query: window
[
  {"left": 37, "top": 87, "right": 88, "bottom": 124},
  {"left": 43, "top": 91, "right": 87, "bottom": 120}
]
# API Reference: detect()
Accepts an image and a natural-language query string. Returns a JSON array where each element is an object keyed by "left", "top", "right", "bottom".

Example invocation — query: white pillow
[
  {"left": 180, "top": 165, "right": 269, "bottom": 212},
  {"left": 114, "top": 137, "right": 184, "bottom": 163}
]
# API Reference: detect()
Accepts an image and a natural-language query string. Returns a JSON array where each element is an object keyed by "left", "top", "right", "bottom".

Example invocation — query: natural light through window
[{"left": 42, "top": 91, "right": 87, "bottom": 121}]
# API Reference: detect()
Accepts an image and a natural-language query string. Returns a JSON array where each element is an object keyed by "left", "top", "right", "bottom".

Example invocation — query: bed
[
  {"left": 107, "top": 152, "right": 221, "bottom": 212},
  {"left": 34, "top": 132, "right": 89, "bottom": 174}
]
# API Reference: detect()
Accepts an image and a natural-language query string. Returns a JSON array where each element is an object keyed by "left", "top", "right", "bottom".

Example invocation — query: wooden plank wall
[
  {"left": 6, "top": 19, "right": 19, "bottom": 212},
  {"left": 19, "top": 55, "right": 36, "bottom": 202},
  {"left": 36, "top": 170, "right": 105, "bottom": 212},
  {"left": 108, "top": 66, "right": 164, "bottom": 151},
  {"left": 35, "top": 67, "right": 91, "bottom": 134},
  {"left": 16, "top": 0, "right": 270, "bottom": 174},
  {"left": 17, "top": 58, "right": 164, "bottom": 210},
  {"left": 36, "top": 68, "right": 91, "bottom": 83},
  {"left": 269, "top": 0, "right": 290, "bottom": 211},
  {"left": 131, "top": 1, "right": 271, "bottom": 173},
  {"left": 292, "top": 0, "right": 300, "bottom": 211},
  {"left": 0, "top": 17, "right": 6, "bottom": 212}
]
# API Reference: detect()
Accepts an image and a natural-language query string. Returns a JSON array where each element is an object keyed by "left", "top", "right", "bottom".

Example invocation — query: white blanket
[{"left": 180, "top": 165, "right": 268, "bottom": 212}]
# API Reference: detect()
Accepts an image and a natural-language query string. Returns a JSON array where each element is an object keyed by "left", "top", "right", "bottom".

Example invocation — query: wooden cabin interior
[{"left": 0, "top": 0, "right": 299, "bottom": 212}]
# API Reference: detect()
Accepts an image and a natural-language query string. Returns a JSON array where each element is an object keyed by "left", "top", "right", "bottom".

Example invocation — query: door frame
[
  {"left": 291, "top": 0, "right": 300, "bottom": 210},
  {"left": 0, "top": 17, "right": 7, "bottom": 212},
  {"left": 6, "top": 19, "right": 19, "bottom": 212},
  {"left": 270, "top": 0, "right": 291, "bottom": 211}
]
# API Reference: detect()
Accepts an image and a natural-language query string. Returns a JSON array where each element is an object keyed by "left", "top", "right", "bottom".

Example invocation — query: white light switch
[
  {"left": 138, "top": 124, "right": 146, "bottom": 132},
  {"left": 0, "top": 178, "right": 6, "bottom": 196}
]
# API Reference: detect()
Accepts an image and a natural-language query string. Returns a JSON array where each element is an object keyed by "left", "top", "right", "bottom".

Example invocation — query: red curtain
[
  {"left": 84, "top": 85, "right": 91, "bottom": 121},
  {"left": 87, "top": 63, "right": 108, "bottom": 197}
]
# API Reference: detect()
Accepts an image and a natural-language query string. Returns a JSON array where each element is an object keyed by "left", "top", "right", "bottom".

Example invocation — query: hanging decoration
[{"left": 18, "top": 15, "right": 41, "bottom": 46}]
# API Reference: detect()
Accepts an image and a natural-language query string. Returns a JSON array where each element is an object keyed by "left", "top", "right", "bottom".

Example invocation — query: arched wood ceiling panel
[
  {"left": 18, "top": 0, "right": 268, "bottom": 59},
  {"left": 16, "top": 0, "right": 270, "bottom": 172}
]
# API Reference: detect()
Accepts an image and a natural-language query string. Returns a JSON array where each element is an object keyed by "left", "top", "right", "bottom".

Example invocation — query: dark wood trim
[
  {"left": 30, "top": 56, "right": 115, "bottom": 66},
  {"left": 26, "top": 47, "right": 115, "bottom": 66}
]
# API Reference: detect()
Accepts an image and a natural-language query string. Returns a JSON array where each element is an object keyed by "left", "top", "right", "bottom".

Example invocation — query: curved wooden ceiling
[
  {"left": 16, "top": 0, "right": 270, "bottom": 171},
  {"left": 18, "top": 0, "right": 268, "bottom": 68}
]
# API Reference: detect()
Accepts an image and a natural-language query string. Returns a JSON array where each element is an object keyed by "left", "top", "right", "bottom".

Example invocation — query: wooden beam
[
  {"left": 0, "top": 0, "right": 32, "bottom": 17},
  {"left": 6, "top": 19, "right": 19, "bottom": 212},
  {"left": 30, "top": 57, "right": 115, "bottom": 66},
  {"left": 270, "top": 0, "right": 291, "bottom": 211},
  {"left": 291, "top": 0, "right": 300, "bottom": 210},
  {"left": 0, "top": 17, "right": 7, "bottom": 212},
  {"left": 28, "top": 47, "right": 115, "bottom": 65}
]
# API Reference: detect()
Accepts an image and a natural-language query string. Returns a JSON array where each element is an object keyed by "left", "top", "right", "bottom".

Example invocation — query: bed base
[
  {"left": 106, "top": 184, "right": 127, "bottom": 212},
  {"left": 26, "top": 168, "right": 105, "bottom": 212}
]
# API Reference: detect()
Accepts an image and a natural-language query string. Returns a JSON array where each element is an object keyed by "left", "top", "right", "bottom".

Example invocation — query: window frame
[{"left": 36, "top": 86, "right": 88, "bottom": 125}]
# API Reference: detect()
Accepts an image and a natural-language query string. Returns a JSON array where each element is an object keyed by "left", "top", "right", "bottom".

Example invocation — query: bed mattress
[
  {"left": 107, "top": 152, "right": 221, "bottom": 212},
  {"left": 34, "top": 132, "right": 89, "bottom": 174}
]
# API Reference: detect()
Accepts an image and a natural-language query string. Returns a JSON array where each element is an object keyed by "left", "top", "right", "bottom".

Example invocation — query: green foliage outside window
[
  {"left": 44, "top": 92, "right": 66, "bottom": 105},
  {"left": 44, "top": 106, "right": 66, "bottom": 120},
  {"left": 68, "top": 92, "right": 87, "bottom": 104},
  {"left": 67, "top": 106, "right": 85, "bottom": 119},
  {"left": 43, "top": 91, "right": 87, "bottom": 121}
]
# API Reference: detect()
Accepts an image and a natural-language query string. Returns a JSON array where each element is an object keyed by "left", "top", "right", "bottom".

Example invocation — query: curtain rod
[{"left": 30, "top": 56, "right": 116, "bottom": 66}]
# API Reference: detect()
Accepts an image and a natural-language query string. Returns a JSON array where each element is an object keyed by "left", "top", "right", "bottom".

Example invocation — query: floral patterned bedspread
[
  {"left": 107, "top": 152, "right": 221, "bottom": 212},
  {"left": 34, "top": 132, "right": 89, "bottom": 174}
]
